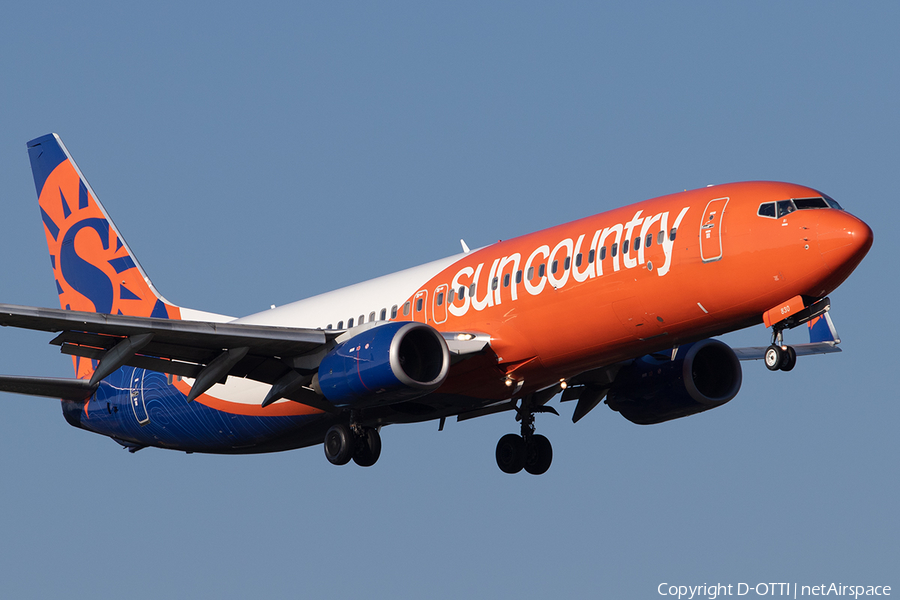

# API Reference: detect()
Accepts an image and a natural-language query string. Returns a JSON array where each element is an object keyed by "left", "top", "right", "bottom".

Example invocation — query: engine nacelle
[
  {"left": 316, "top": 322, "right": 450, "bottom": 408},
  {"left": 606, "top": 339, "right": 742, "bottom": 425}
]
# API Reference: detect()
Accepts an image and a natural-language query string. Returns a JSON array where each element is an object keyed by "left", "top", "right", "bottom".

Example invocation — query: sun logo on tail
[{"left": 38, "top": 159, "right": 178, "bottom": 322}]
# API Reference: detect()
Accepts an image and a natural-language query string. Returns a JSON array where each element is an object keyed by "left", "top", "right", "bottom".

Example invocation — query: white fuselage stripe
[{"left": 231, "top": 252, "right": 470, "bottom": 329}]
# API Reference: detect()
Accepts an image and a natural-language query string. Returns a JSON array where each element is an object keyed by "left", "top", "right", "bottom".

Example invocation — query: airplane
[{"left": 0, "top": 133, "right": 872, "bottom": 474}]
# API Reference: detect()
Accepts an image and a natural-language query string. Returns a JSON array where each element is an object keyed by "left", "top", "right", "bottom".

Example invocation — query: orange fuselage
[{"left": 400, "top": 181, "right": 872, "bottom": 401}]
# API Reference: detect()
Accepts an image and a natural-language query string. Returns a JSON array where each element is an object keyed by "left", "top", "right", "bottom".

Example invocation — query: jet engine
[
  {"left": 606, "top": 339, "right": 742, "bottom": 425},
  {"left": 316, "top": 321, "right": 450, "bottom": 408}
]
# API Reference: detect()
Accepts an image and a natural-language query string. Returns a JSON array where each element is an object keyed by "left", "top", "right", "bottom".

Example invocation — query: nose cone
[
  {"left": 819, "top": 211, "right": 873, "bottom": 266},
  {"left": 818, "top": 210, "right": 873, "bottom": 283}
]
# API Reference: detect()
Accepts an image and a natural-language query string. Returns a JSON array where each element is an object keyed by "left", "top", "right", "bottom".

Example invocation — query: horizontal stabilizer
[{"left": 0, "top": 375, "right": 95, "bottom": 400}]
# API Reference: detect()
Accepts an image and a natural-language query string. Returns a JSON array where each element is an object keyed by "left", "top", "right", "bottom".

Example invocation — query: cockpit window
[
  {"left": 761, "top": 195, "right": 842, "bottom": 219},
  {"left": 794, "top": 197, "right": 830, "bottom": 210},
  {"left": 777, "top": 200, "right": 796, "bottom": 218},
  {"left": 822, "top": 194, "right": 843, "bottom": 210},
  {"left": 758, "top": 202, "right": 776, "bottom": 218}
]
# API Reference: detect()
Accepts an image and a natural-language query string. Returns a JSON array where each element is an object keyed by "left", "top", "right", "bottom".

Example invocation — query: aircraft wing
[
  {"left": 0, "top": 303, "right": 490, "bottom": 411},
  {"left": 0, "top": 302, "right": 339, "bottom": 409}
]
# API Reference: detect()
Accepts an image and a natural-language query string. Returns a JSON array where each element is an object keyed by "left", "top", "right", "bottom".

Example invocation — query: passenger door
[
  {"left": 700, "top": 197, "right": 729, "bottom": 263},
  {"left": 432, "top": 284, "right": 448, "bottom": 324}
]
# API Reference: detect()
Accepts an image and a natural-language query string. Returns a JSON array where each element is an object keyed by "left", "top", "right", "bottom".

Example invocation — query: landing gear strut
[
  {"left": 324, "top": 421, "right": 382, "bottom": 467},
  {"left": 495, "top": 398, "right": 557, "bottom": 475},
  {"left": 764, "top": 326, "right": 796, "bottom": 372}
]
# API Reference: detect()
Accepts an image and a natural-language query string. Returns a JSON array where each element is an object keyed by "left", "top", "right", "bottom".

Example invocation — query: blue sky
[{"left": 0, "top": 3, "right": 897, "bottom": 598}]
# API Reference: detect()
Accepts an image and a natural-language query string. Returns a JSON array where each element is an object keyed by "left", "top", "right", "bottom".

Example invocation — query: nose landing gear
[
  {"left": 762, "top": 296, "right": 836, "bottom": 373},
  {"left": 495, "top": 398, "right": 558, "bottom": 475},
  {"left": 764, "top": 327, "right": 797, "bottom": 372},
  {"left": 764, "top": 344, "right": 796, "bottom": 371}
]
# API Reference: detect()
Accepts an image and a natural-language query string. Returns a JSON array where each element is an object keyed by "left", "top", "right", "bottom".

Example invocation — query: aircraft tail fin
[{"left": 26, "top": 134, "right": 181, "bottom": 322}]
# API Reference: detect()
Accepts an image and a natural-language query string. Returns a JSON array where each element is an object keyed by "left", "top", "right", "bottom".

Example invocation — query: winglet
[{"left": 808, "top": 311, "right": 841, "bottom": 345}]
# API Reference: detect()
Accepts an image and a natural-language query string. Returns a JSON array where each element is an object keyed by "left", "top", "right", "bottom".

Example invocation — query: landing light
[
  {"left": 559, "top": 379, "right": 568, "bottom": 389},
  {"left": 456, "top": 333, "right": 475, "bottom": 341}
]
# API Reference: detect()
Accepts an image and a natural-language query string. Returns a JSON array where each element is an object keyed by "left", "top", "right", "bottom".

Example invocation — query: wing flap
[{"left": 59, "top": 343, "right": 203, "bottom": 378}]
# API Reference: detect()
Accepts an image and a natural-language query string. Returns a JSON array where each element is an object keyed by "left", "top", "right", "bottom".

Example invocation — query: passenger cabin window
[
  {"left": 657, "top": 231, "right": 664, "bottom": 245},
  {"left": 611, "top": 243, "right": 618, "bottom": 257},
  {"left": 669, "top": 228, "right": 677, "bottom": 242},
  {"left": 588, "top": 249, "right": 595, "bottom": 263},
  {"left": 564, "top": 256, "right": 571, "bottom": 270},
  {"left": 337, "top": 320, "right": 343, "bottom": 329},
  {"left": 491, "top": 277, "right": 498, "bottom": 290},
  {"left": 458, "top": 286, "right": 465, "bottom": 299},
  {"left": 634, "top": 236, "right": 640, "bottom": 251},
  {"left": 527, "top": 266, "right": 534, "bottom": 280},
  {"left": 623, "top": 239, "right": 629, "bottom": 254},
  {"left": 380, "top": 308, "right": 387, "bottom": 320},
  {"left": 575, "top": 253, "right": 582, "bottom": 267},
  {"left": 391, "top": 305, "right": 398, "bottom": 319},
  {"left": 515, "top": 270, "right": 522, "bottom": 284},
  {"left": 327, "top": 324, "right": 332, "bottom": 330},
  {"left": 348, "top": 317, "right": 354, "bottom": 328},
  {"left": 403, "top": 302, "right": 410, "bottom": 316},
  {"left": 469, "top": 283, "right": 476, "bottom": 297},
  {"left": 600, "top": 246, "right": 607, "bottom": 260},
  {"left": 645, "top": 233, "right": 652, "bottom": 248},
  {"left": 448, "top": 289, "right": 455, "bottom": 304},
  {"left": 359, "top": 315, "right": 365, "bottom": 324},
  {"left": 539, "top": 264, "right": 546, "bottom": 277},
  {"left": 416, "top": 298, "right": 423, "bottom": 312},
  {"left": 369, "top": 311, "right": 376, "bottom": 322},
  {"left": 503, "top": 273, "right": 510, "bottom": 287},
  {"left": 551, "top": 260, "right": 558, "bottom": 274},
  {"left": 437, "top": 292, "right": 444, "bottom": 306}
]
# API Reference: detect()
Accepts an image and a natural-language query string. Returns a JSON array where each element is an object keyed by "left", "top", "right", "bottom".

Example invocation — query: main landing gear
[
  {"left": 324, "top": 422, "right": 382, "bottom": 467},
  {"left": 495, "top": 398, "right": 558, "bottom": 475},
  {"left": 764, "top": 326, "right": 796, "bottom": 372}
]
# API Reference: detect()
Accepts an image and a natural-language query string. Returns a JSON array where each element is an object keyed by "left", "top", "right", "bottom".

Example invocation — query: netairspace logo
[{"left": 657, "top": 583, "right": 891, "bottom": 600}]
